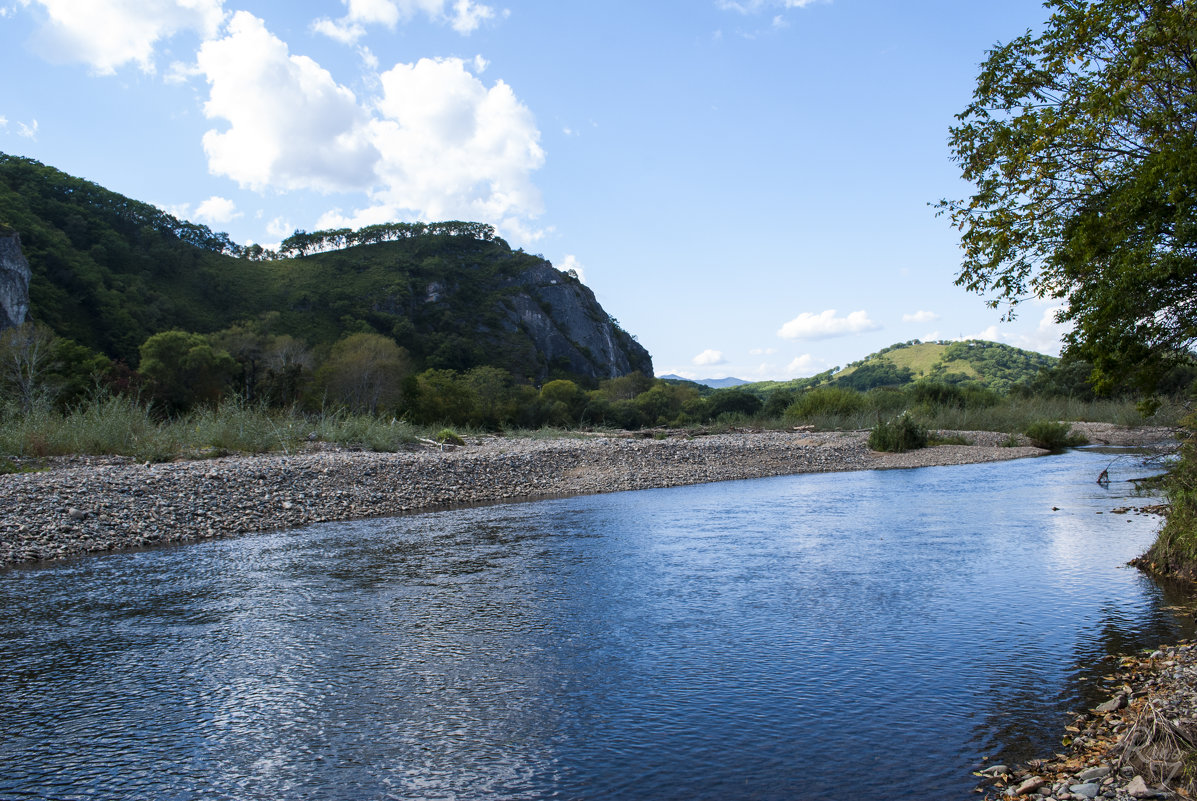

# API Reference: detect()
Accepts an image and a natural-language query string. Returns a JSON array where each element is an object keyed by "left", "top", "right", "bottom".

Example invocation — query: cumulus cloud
[
  {"left": 965, "top": 306, "right": 1071, "bottom": 356},
  {"left": 313, "top": 0, "right": 496, "bottom": 43},
  {"left": 559, "top": 254, "right": 586, "bottom": 284},
  {"left": 786, "top": 354, "right": 823, "bottom": 376},
  {"left": 692, "top": 349, "right": 726, "bottom": 367},
  {"left": 777, "top": 309, "right": 880, "bottom": 340},
  {"left": 197, "top": 12, "right": 379, "bottom": 193},
  {"left": 902, "top": 310, "right": 939, "bottom": 324},
  {"left": 17, "top": 119, "right": 38, "bottom": 140},
  {"left": 26, "top": 0, "right": 225, "bottom": 74},
  {"left": 266, "top": 216, "right": 293, "bottom": 239},
  {"left": 322, "top": 54, "right": 545, "bottom": 239},
  {"left": 193, "top": 195, "right": 239, "bottom": 224}
]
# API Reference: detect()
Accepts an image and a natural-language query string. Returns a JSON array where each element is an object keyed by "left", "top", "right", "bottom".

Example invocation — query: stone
[
  {"left": 1015, "top": 776, "right": 1046, "bottom": 794},
  {"left": 1076, "top": 766, "right": 1110, "bottom": 782},
  {"left": 979, "top": 764, "right": 1009, "bottom": 776},
  {"left": 1094, "top": 695, "right": 1126, "bottom": 714},
  {"left": 1068, "top": 783, "right": 1100, "bottom": 799},
  {"left": 1126, "top": 776, "right": 1162, "bottom": 798},
  {"left": 67, "top": 508, "right": 85, "bottom": 521}
]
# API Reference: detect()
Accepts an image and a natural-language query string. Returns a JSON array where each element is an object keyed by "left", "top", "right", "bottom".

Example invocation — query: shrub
[
  {"left": 785, "top": 387, "right": 867, "bottom": 420},
  {"left": 1024, "top": 420, "right": 1087, "bottom": 451},
  {"left": 868, "top": 413, "right": 928, "bottom": 452}
]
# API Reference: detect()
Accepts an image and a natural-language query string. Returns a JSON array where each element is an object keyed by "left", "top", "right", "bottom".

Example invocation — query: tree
[
  {"left": 939, "top": 0, "right": 1196, "bottom": 392},
  {"left": 316, "top": 333, "right": 410, "bottom": 414},
  {"left": 139, "top": 330, "right": 238, "bottom": 413},
  {"left": 0, "top": 322, "right": 57, "bottom": 410}
]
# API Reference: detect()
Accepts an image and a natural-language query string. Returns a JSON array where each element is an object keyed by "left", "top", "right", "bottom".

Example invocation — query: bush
[
  {"left": 1024, "top": 419, "right": 1087, "bottom": 451},
  {"left": 785, "top": 387, "right": 868, "bottom": 420},
  {"left": 868, "top": 413, "right": 928, "bottom": 452}
]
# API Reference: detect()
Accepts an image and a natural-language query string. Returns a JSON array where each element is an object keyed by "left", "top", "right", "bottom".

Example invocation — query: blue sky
[{"left": 0, "top": 0, "right": 1064, "bottom": 381}]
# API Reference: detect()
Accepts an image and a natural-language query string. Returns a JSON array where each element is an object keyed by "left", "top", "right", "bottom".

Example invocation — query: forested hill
[
  {"left": 0, "top": 153, "right": 651, "bottom": 383},
  {"left": 747, "top": 340, "right": 1058, "bottom": 394}
]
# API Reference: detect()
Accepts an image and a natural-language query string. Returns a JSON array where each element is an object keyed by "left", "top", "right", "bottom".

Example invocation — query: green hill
[
  {"left": 745, "top": 339, "right": 1057, "bottom": 395},
  {"left": 0, "top": 153, "right": 651, "bottom": 384}
]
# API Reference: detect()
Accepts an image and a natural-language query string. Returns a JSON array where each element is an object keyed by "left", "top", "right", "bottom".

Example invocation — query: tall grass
[{"left": 0, "top": 394, "right": 426, "bottom": 460}]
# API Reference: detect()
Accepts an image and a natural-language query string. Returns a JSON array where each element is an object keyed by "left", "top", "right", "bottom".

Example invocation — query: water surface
[{"left": 1, "top": 448, "right": 1189, "bottom": 800}]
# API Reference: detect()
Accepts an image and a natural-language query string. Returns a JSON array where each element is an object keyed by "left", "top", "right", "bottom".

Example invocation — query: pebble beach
[{"left": 0, "top": 426, "right": 1062, "bottom": 567}]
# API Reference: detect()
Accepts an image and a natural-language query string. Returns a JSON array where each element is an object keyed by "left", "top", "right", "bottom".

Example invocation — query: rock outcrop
[
  {"left": 0, "top": 232, "right": 30, "bottom": 331},
  {"left": 504, "top": 263, "right": 653, "bottom": 380}
]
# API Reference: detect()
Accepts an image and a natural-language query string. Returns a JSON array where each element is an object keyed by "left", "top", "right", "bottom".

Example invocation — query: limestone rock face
[
  {"left": 502, "top": 262, "right": 653, "bottom": 381},
  {"left": 0, "top": 233, "right": 31, "bottom": 331}
]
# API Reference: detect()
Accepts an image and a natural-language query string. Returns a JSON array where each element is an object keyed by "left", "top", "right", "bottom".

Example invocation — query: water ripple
[{"left": 0, "top": 449, "right": 1190, "bottom": 800}]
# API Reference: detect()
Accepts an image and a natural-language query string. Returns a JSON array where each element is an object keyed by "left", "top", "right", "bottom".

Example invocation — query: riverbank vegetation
[{"left": 0, "top": 317, "right": 1184, "bottom": 462}]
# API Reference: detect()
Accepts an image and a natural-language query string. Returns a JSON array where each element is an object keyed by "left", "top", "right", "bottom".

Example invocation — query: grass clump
[
  {"left": 868, "top": 413, "right": 928, "bottom": 452},
  {"left": 435, "top": 427, "right": 466, "bottom": 446},
  {"left": 313, "top": 411, "right": 418, "bottom": 452},
  {"left": 1024, "top": 419, "right": 1087, "bottom": 451}
]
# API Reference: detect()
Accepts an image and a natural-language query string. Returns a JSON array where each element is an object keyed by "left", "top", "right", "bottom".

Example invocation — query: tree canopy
[{"left": 940, "top": 0, "right": 1196, "bottom": 392}]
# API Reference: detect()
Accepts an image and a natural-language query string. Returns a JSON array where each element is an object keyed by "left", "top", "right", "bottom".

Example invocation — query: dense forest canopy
[{"left": 0, "top": 153, "right": 649, "bottom": 385}]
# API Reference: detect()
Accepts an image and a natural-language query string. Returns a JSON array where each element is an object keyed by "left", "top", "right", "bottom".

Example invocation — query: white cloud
[
  {"left": 749, "top": 347, "right": 776, "bottom": 355},
  {"left": 330, "top": 54, "right": 545, "bottom": 241},
  {"left": 786, "top": 354, "right": 823, "bottom": 376},
  {"left": 313, "top": 0, "right": 496, "bottom": 43},
  {"left": 777, "top": 309, "right": 880, "bottom": 340},
  {"left": 17, "top": 119, "right": 38, "bottom": 139},
  {"left": 193, "top": 195, "right": 239, "bottom": 224},
  {"left": 559, "top": 254, "right": 586, "bottom": 284},
  {"left": 717, "top": 0, "right": 821, "bottom": 13},
  {"left": 902, "top": 310, "right": 939, "bottom": 324},
  {"left": 26, "top": 0, "right": 225, "bottom": 74},
  {"left": 266, "top": 216, "right": 293, "bottom": 239},
  {"left": 960, "top": 306, "right": 1071, "bottom": 356},
  {"left": 692, "top": 349, "right": 725, "bottom": 366},
  {"left": 197, "top": 12, "right": 379, "bottom": 194},
  {"left": 0, "top": 116, "right": 7, "bottom": 129}
]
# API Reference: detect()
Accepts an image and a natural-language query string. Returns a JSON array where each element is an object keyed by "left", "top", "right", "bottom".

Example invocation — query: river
[{"left": 0, "top": 447, "right": 1189, "bottom": 800}]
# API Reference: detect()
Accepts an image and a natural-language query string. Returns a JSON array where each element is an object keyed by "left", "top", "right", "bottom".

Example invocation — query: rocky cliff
[
  {"left": 504, "top": 263, "right": 652, "bottom": 380},
  {"left": 0, "top": 233, "right": 30, "bottom": 331},
  {"left": 0, "top": 151, "right": 653, "bottom": 383}
]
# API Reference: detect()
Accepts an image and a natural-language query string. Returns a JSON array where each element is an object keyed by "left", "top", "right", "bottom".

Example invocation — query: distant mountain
[
  {"left": 658, "top": 374, "right": 750, "bottom": 389},
  {"left": 0, "top": 153, "right": 651, "bottom": 384},
  {"left": 744, "top": 339, "right": 1057, "bottom": 395}
]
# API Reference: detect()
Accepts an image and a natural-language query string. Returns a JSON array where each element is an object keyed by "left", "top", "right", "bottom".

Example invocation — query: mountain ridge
[{"left": 0, "top": 153, "right": 651, "bottom": 384}]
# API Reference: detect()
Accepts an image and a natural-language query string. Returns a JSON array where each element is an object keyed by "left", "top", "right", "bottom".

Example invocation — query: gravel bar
[
  {"left": 0, "top": 423, "right": 1174, "bottom": 567},
  {"left": 0, "top": 427, "right": 1059, "bottom": 567}
]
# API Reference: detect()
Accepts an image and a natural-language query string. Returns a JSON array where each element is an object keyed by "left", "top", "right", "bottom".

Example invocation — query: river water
[{"left": 1, "top": 448, "right": 1190, "bottom": 800}]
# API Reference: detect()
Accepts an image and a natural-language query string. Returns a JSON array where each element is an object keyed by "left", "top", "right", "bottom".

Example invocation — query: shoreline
[
  {"left": 0, "top": 422, "right": 1174, "bottom": 569},
  {"left": 0, "top": 426, "right": 1064, "bottom": 568},
  {"left": 978, "top": 640, "right": 1197, "bottom": 800}
]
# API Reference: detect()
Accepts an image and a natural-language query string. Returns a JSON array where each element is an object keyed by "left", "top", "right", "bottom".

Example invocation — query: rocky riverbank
[
  {"left": 978, "top": 641, "right": 1197, "bottom": 800},
  {"left": 0, "top": 426, "right": 1073, "bottom": 567}
]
